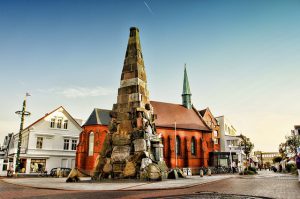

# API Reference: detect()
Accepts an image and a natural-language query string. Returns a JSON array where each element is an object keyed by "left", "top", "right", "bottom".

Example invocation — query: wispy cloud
[
  {"left": 37, "top": 86, "right": 114, "bottom": 98},
  {"left": 144, "top": 0, "right": 154, "bottom": 15}
]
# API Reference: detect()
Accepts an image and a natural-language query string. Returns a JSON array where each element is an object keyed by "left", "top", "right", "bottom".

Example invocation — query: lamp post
[
  {"left": 15, "top": 93, "right": 31, "bottom": 173},
  {"left": 229, "top": 144, "right": 233, "bottom": 173}
]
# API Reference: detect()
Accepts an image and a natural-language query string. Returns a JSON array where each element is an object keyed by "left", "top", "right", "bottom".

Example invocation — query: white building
[
  {"left": 216, "top": 116, "right": 245, "bottom": 163},
  {"left": 0, "top": 133, "right": 14, "bottom": 176},
  {"left": 7, "top": 106, "right": 82, "bottom": 174}
]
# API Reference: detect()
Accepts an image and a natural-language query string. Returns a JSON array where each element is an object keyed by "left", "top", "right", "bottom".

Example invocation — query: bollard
[
  {"left": 200, "top": 169, "right": 204, "bottom": 177},
  {"left": 207, "top": 168, "right": 211, "bottom": 176}
]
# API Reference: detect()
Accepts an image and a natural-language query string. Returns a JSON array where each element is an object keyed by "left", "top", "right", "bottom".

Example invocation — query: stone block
[
  {"left": 133, "top": 139, "right": 147, "bottom": 152},
  {"left": 111, "top": 146, "right": 131, "bottom": 163}
]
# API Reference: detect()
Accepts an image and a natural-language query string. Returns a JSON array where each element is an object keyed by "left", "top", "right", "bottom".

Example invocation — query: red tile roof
[{"left": 150, "top": 101, "right": 211, "bottom": 131}]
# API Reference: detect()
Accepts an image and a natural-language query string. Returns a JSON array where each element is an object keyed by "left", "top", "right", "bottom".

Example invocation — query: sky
[{"left": 0, "top": 0, "right": 299, "bottom": 152}]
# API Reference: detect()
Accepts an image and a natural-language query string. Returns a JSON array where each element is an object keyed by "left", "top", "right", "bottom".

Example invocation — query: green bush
[
  {"left": 286, "top": 164, "right": 296, "bottom": 173},
  {"left": 247, "top": 166, "right": 257, "bottom": 173},
  {"left": 239, "top": 170, "right": 256, "bottom": 175}
]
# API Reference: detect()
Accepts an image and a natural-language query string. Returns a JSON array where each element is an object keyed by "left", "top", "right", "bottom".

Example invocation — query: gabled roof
[
  {"left": 150, "top": 101, "right": 210, "bottom": 131},
  {"left": 22, "top": 106, "right": 82, "bottom": 132},
  {"left": 83, "top": 108, "right": 112, "bottom": 126},
  {"left": 199, "top": 107, "right": 218, "bottom": 125}
]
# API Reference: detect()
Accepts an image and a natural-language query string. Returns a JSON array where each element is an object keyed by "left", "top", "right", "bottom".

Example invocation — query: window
[
  {"left": 88, "top": 132, "right": 94, "bottom": 156},
  {"left": 36, "top": 137, "right": 43, "bottom": 149},
  {"left": 191, "top": 137, "right": 196, "bottom": 155},
  {"left": 64, "top": 139, "right": 69, "bottom": 150},
  {"left": 63, "top": 120, "right": 68, "bottom": 129},
  {"left": 71, "top": 139, "right": 77, "bottom": 150},
  {"left": 30, "top": 159, "right": 46, "bottom": 173},
  {"left": 50, "top": 118, "right": 55, "bottom": 128},
  {"left": 57, "top": 118, "right": 62, "bottom": 128},
  {"left": 176, "top": 136, "right": 181, "bottom": 155},
  {"left": 213, "top": 130, "right": 218, "bottom": 137}
]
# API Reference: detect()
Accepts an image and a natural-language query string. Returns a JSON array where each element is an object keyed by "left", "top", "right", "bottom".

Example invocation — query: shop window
[{"left": 30, "top": 159, "right": 46, "bottom": 173}]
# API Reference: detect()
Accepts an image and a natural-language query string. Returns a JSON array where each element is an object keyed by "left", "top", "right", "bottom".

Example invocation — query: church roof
[
  {"left": 151, "top": 101, "right": 210, "bottom": 131},
  {"left": 84, "top": 102, "right": 211, "bottom": 131},
  {"left": 83, "top": 108, "right": 111, "bottom": 126},
  {"left": 182, "top": 65, "right": 191, "bottom": 95}
]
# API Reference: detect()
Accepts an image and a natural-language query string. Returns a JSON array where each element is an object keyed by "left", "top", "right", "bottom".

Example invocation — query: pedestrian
[
  {"left": 232, "top": 161, "right": 236, "bottom": 173},
  {"left": 238, "top": 161, "right": 242, "bottom": 173},
  {"left": 296, "top": 152, "right": 300, "bottom": 182}
]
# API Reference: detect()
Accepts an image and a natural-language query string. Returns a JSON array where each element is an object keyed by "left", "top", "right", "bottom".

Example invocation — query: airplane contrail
[{"left": 144, "top": 1, "right": 154, "bottom": 15}]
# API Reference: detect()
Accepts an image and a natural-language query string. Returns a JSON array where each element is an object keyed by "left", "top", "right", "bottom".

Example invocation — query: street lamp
[{"left": 228, "top": 144, "right": 233, "bottom": 173}]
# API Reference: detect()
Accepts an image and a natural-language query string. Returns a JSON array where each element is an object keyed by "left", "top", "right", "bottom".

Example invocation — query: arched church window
[
  {"left": 176, "top": 136, "right": 181, "bottom": 155},
  {"left": 191, "top": 137, "right": 196, "bottom": 155},
  {"left": 88, "top": 132, "right": 94, "bottom": 156}
]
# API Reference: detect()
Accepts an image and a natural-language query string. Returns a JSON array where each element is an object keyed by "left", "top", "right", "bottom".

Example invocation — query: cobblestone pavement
[{"left": 1, "top": 171, "right": 299, "bottom": 199}]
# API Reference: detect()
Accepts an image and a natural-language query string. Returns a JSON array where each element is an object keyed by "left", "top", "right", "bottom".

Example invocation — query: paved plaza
[{"left": 0, "top": 170, "right": 299, "bottom": 199}]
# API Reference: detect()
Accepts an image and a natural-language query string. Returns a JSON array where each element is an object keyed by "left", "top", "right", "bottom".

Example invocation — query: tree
[
  {"left": 272, "top": 156, "right": 282, "bottom": 163},
  {"left": 285, "top": 134, "right": 300, "bottom": 157},
  {"left": 240, "top": 134, "right": 254, "bottom": 160},
  {"left": 278, "top": 142, "right": 287, "bottom": 159}
]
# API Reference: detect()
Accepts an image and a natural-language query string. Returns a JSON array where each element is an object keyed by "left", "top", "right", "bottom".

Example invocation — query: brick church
[{"left": 76, "top": 27, "right": 220, "bottom": 175}]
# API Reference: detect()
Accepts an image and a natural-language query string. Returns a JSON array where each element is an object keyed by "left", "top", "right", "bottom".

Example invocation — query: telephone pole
[{"left": 15, "top": 93, "right": 31, "bottom": 172}]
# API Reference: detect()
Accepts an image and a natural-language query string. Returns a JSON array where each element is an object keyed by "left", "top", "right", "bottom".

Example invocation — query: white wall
[{"left": 10, "top": 107, "right": 82, "bottom": 174}]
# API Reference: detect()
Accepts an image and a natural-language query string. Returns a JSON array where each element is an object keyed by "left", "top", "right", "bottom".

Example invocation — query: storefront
[
  {"left": 30, "top": 159, "right": 46, "bottom": 173},
  {"left": 209, "top": 152, "right": 237, "bottom": 167}
]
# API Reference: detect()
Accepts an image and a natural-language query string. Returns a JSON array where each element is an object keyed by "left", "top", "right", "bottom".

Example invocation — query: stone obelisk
[{"left": 93, "top": 27, "right": 166, "bottom": 180}]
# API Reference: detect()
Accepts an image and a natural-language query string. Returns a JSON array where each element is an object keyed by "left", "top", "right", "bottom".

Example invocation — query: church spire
[{"left": 182, "top": 64, "right": 192, "bottom": 109}]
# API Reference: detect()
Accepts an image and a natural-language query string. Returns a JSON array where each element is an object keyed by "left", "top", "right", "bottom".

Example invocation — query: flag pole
[{"left": 175, "top": 121, "right": 177, "bottom": 168}]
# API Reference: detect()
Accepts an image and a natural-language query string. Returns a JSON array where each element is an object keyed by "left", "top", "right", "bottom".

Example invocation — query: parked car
[{"left": 50, "top": 167, "right": 71, "bottom": 177}]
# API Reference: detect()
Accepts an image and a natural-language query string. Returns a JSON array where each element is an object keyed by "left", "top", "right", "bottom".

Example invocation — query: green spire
[{"left": 182, "top": 64, "right": 192, "bottom": 109}]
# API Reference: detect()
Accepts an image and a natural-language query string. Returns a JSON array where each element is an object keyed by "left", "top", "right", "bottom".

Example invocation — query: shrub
[
  {"left": 286, "top": 164, "right": 296, "bottom": 173},
  {"left": 247, "top": 166, "right": 257, "bottom": 173},
  {"left": 239, "top": 170, "right": 256, "bottom": 175}
]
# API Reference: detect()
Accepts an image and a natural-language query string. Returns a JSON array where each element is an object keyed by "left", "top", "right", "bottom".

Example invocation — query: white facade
[
  {"left": 216, "top": 116, "right": 245, "bottom": 163},
  {"left": 8, "top": 106, "right": 82, "bottom": 174}
]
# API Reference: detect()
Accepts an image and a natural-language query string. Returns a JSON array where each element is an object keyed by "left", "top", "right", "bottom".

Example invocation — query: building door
[{"left": 61, "top": 159, "right": 68, "bottom": 168}]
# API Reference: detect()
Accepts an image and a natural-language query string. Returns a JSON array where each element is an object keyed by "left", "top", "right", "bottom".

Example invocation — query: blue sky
[{"left": 0, "top": 0, "right": 299, "bottom": 151}]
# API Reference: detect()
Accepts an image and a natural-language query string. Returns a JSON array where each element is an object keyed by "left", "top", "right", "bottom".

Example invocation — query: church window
[
  {"left": 88, "top": 132, "right": 94, "bottom": 156},
  {"left": 191, "top": 137, "right": 196, "bottom": 155},
  {"left": 176, "top": 136, "right": 181, "bottom": 155}
]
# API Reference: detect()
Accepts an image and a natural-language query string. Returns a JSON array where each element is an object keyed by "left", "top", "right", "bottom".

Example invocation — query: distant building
[
  {"left": 254, "top": 151, "right": 280, "bottom": 167},
  {"left": 7, "top": 106, "right": 82, "bottom": 174},
  {"left": 215, "top": 116, "right": 245, "bottom": 165}
]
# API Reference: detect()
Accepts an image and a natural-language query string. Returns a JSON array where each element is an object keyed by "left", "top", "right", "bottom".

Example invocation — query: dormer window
[
  {"left": 50, "top": 118, "right": 55, "bottom": 128},
  {"left": 63, "top": 120, "right": 68, "bottom": 129},
  {"left": 57, "top": 118, "right": 62, "bottom": 128}
]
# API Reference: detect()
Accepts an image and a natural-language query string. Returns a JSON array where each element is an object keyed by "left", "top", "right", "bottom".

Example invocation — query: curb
[{"left": 1, "top": 176, "right": 232, "bottom": 192}]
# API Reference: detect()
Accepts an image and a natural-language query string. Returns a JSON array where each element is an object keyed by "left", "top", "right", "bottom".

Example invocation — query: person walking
[{"left": 296, "top": 152, "right": 300, "bottom": 182}]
